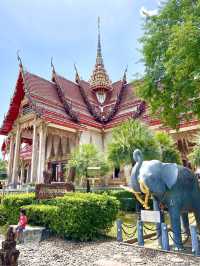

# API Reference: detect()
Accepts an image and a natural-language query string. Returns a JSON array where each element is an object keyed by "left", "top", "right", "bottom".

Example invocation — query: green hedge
[
  {"left": 107, "top": 190, "right": 136, "bottom": 211},
  {"left": 1, "top": 193, "right": 36, "bottom": 224},
  {"left": 25, "top": 193, "right": 119, "bottom": 241},
  {"left": 94, "top": 190, "right": 136, "bottom": 211},
  {"left": 24, "top": 205, "right": 61, "bottom": 233},
  {"left": 0, "top": 205, "right": 7, "bottom": 225},
  {"left": 1, "top": 192, "right": 119, "bottom": 240},
  {"left": 94, "top": 190, "right": 153, "bottom": 211}
]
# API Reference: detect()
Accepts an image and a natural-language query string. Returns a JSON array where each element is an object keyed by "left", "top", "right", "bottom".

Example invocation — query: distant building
[{"left": 0, "top": 19, "right": 198, "bottom": 185}]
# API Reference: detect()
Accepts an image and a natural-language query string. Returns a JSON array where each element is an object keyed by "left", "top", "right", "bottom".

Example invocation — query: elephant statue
[{"left": 128, "top": 149, "right": 200, "bottom": 249}]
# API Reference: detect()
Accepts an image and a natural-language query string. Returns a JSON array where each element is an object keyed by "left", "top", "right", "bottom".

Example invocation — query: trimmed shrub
[
  {"left": 24, "top": 205, "right": 61, "bottom": 233},
  {"left": 94, "top": 190, "right": 136, "bottom": 211},
  {"left": 107, "top": 190, "right": 136, "bottom": 212},
  {"left": 94, "top": 190, "right": 153, "bottom": 211},
  {"left": 0, "top": 205, "right": 7, "bottom": 225},
  {"left": 26, "top": 193, "right": 119, "bottom": 241},
  {"left": 1, "top": 193, "right": 35, "bottom": 224}
]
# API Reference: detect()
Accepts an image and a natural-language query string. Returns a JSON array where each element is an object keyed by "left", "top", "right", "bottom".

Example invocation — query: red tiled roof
[
  {"left": 0, "top": 66, "right": 146, "bottom": 135},
  {"left": 0, "top": 71, "right": 24, "bottom": 135}
]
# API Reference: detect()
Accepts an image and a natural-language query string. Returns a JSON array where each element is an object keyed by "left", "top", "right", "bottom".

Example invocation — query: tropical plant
[
  {"left": 137, "top": 0, "right": 200, "bottom": 128},
  {"left": 108, "top": 119, "right": 161, "bottom": 166},
  {"left": 155, "top": 131, "right": 181, "bottom": 163},
  {"left": 67, "top": 144, "right": 110, "bottom": 180}
]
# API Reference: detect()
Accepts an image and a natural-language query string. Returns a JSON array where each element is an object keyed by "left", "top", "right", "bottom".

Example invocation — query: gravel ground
[
  {"left": 1, "top": 235, "right": 200, "bottom": 266},
  {"left": 13, "top": 238, "right": 200, "bottom": 266}
]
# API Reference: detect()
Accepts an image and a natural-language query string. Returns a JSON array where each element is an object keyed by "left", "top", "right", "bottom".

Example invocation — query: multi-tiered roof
[{"left": 0, "top": 19, "right": 160, "bottom": 136}]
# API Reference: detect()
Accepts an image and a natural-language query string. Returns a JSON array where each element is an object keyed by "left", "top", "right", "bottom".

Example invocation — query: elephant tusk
[
  {"left": 139, "top": 180, "right": 151, "bottom": 210},
  {"left": 120, "top": 185, "right": 149, "bottom": 209}
]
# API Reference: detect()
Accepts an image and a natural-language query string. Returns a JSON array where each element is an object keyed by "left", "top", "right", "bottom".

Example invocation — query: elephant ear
[{"left": 161, "top": 163, "right": 178, "bottom": 189}]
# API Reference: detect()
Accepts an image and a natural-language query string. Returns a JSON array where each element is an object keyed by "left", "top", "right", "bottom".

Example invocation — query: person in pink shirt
[{"left": 15, "top": 208, "right": 28, "bottom": 242}]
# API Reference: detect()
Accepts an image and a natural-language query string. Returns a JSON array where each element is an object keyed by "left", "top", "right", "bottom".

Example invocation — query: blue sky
[{"left": 0, "top": 0, "right": 159, "bottom": 152}]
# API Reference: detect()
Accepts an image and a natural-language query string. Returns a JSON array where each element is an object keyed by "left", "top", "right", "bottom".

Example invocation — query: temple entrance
[
  {"left": 49, "top": 162, "right": 66, "bottom": 182},
  {"left": 114, "top": 167, "right": 120, "bottom": 178}
]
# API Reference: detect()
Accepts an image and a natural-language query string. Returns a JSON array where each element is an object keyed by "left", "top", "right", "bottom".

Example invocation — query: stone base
[{"left": 10, "top": 225, "right": 46, "bottom": 244}]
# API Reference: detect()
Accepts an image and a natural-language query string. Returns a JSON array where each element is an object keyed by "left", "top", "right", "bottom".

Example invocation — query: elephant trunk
[
  {"left": 131, "top": 149, "right": 143, "bottom": 191},
  {"left": 129, "top": 149, "right": 151, "bottom": 209}
]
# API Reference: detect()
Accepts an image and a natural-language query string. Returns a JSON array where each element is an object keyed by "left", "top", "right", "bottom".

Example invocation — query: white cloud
[
  {"left": 157, "top": 0, "right": 162, "bottom": 6},
  {"left": 140, "top": 6, "right": 158, "bottom": 17}
]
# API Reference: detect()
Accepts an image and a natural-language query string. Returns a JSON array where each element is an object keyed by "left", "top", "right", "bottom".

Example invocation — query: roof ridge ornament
[
  {"left": 123, "top": 65, "right": 128, "bottom": 83},
  {"left": 74, "top": 63, "right": 80, "bottom": 83},
  {"left": 17, "top": 50, "right": 23, "bottom": 69},
  {"left": 16, "top": 52, "right": 44, "bottom": 118},
  {"left": 51, "top": 57, "right": 56, "bottom": 74}
]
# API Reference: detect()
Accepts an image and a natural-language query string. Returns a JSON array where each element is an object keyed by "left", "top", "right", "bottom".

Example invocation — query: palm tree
[
  {"left": 67, "top": 144, "right": 110, "bottom": 186},
  {"left": 108, "top": 119, "right": 161, "bottom": 166},
  {"left": 154, "top": 131, "right": 181, "bottom": 164}
]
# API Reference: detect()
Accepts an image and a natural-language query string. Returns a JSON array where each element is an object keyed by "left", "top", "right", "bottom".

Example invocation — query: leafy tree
[
  {"left": 189, "top": 136, "right": 200, "bottom": 168},
  {"left": 67, "top": 144, "right": 109, "bottom": 180},
  {"left": 137, "top": 0, "right": 200, "bottom": 128},
  {"left": 108, "top": 119, "right": 161, "bottom": 166},
  {"left": 154, "top": 131, "right": 181, "bottom": 163}
]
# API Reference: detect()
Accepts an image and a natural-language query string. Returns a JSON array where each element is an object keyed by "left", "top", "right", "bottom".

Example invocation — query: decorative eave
[
  {"left": 0, "top": 70, "right": 24, "bottom": 135},
  {"left": 19, "top": 60, "right": 44, "bottom": 119},
  {"left": 51, "top": 61, "right": 79, "bottom": 123},
  {"left": 77, "top": 79, "right": 126, "bottom": 124}
]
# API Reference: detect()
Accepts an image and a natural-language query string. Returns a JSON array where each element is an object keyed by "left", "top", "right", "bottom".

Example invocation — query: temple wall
[
  {"left": 103, "top": 131, "right": 112, "bottom": 151},
  {"left": 79, "top": 131, "right": 90, "bottom": 145},
  {"left": 79, "top": 129, "right": 104, "bottom": 151},
  {"left": 90, "top": 131, "right": 103, "bottom": 151}
]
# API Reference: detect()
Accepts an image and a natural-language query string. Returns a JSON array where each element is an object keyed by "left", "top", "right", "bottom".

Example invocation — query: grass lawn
[
  {"left": 107, "top": 211, "right": 140, "bottom": 239},
  {"left": 107, "top": 211, "right": 197, "bottom": 242}
]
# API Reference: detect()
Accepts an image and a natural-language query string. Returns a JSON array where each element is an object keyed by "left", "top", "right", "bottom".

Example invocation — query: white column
[
  {"left": 12, "top": 126, "right": 21, "bottom": 186},
  {"left": 37, "top": 125, "right": 47, "bottom": 183},
  {"left": 30, "top": 123, "right": 38, "bottom": 183},
  {"left": 20, "top": 162, "right": 25, "bottom": 184},
  {"left": 8, "top": 135, "right": 15, "bottom": 183}
]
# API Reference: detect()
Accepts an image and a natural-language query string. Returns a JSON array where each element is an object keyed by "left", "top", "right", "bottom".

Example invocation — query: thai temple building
[{"left": 0, "top": 19, "right": 199, "bottom": 186}]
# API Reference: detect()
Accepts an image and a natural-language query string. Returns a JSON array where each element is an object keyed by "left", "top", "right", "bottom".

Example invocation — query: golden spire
[
  {"left": 96, "top": 16, "right": 103, "bottom": 66},
  {"left": 89, "top": 17, "right": 111, "bottom": 90}
]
